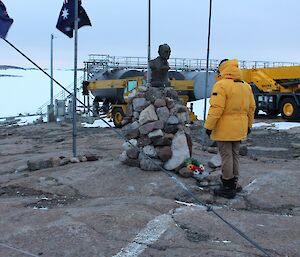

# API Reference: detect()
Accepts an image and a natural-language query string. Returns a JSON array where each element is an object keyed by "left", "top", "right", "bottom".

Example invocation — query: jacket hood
[{"left": 218, "top": 59, "right": 242, "bottom": 80}]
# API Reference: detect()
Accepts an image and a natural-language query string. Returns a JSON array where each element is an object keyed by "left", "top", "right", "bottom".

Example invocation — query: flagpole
[
  {"left": 48, "top": 33, "right": 55, "bottom": 122},
  {"left": 203, "top": 0, "right": 213, "bottom": 122},
  {"left": 147, "top": 0, "right": 151, "bottom": 84},
  {"left": 73, "top": 0, "right": 79, "bottom": 157}
]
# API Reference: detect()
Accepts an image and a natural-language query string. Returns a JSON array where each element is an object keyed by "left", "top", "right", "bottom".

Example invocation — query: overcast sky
[{"left": 1, "top": 0, "right": 300, "bottom": 68}]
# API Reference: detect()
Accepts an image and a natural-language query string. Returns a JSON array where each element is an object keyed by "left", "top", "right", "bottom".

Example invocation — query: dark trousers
[{"left": 217, "top": 141, "right": 240, "bottom": 180}]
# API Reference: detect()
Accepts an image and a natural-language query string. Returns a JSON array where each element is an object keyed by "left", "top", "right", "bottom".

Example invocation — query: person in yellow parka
[{"left": 204, "top": 59, "right": 256, "bottom": 199}]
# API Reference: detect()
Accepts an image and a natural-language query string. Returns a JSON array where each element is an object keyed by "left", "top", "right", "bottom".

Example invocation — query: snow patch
[
  {"left": 253, "top": 122, "right": 300, "bottom": 130},
  {"left": 82, "top": 118, "right": 114, "bottom": 128}
]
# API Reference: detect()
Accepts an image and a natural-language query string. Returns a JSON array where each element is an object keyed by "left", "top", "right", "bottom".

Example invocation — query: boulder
[
  {"left": 27, "top": 159, "right": 52, "bottom": 171},
  {"left": 139, "top": 120, "right": 164, "bottom": 135},
  {"left": 132, "top": 98, "right": 149, "bottom": 112},
  {"left": 50, "top": 157, "right": 61, "bottom": 167},
  {"left": 124, "top": 103, "right": 133, "bottom": 117},
  {"left": 138, "top": 135, "right": 152, "bottom": 147},
  {"left": 166, "top": 115, "right": 179, "bottom": 125},
  {"left": 208, "top": 154, "right": 222, "bottom": 169},
  {"left": 122, "top": 121, "right": 140, "bottom": 139},
  {"left": 154, "top": 99, "right": 166, "bottom": 108},
  {"left": 164, "top": 124, "right": 179, "bottom": 134},
  {"left": 142, "top": 145, "right": 157, "bottom": 158},
  {"left": 119, "top": 151, "right": 140, "bottom": 167},
  {"left": 126, "top": 148, "right": 139, "bottom": 159},
  {"left": 152, "top": 136, "right": 172, "bottom": 146},
  {"left": 148, "top": 129, "right": 164, "bottom": 140},
  {"left": 139, "top": 105, "right": 158, "bottom": 125},
  {"left": 59, "top": 157, "right": 70, "bottom": 166},
  {"left": 85, "top": 154, "right": 99, "bottom": 161},
  {"left": 140, "top": 156, "right": 162, "bottom": 171},
  {"left": 156, "top": 146, "right": 172, "bottom": 161},
  {"left": 122, "top": 139, "right": 138, "bottom": 151},
  {"left": 156, "top": 106, "right": 170, "bottom": 123},
  {"left": 164, "top": 131, "right": 191, "bottom": 170},
  {"left": 145, "top": 87, "right": 163, "bottom": 103},
  {"left": 177, "top": 111, "right": 189, "bottom": 124},
  {"left": 166, "top": 97, "right": 175, "bottom": 109}
]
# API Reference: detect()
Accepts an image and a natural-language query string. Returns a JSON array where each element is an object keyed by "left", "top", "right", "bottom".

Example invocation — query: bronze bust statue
[{"left": 149, "top": 44, "right": 171, "bottom": 87}]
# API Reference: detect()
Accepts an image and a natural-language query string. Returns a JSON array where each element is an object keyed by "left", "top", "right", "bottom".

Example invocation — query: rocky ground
[{"left": 0, "top": 119, "right": 299, "bottom": 257}]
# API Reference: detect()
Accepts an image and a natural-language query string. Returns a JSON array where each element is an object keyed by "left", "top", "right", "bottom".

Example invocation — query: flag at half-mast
[
  {"left": 0, "top": 1, "right": 13, "bottom": 39},
  {"left": 56, "top": 0, "right": 91, "bottom": 38}
]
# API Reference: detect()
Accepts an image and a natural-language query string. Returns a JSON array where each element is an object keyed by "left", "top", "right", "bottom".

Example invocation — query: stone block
[
  {"left": 132, "top": 98, "right": 149, "bottom": 112},
  {"left": 122, "top": 121, "right": 140, "bottom": 139},
  {"left": 148, "top": 129, "right": 164, "bottom": 140},
  {"left": 138, "top": 135, "right": 152, "bottom": 147},
  {"left": 156, "top": 106, "right": 170, "bottom": 123},
  {"left": 59, "top": 157, "right": 70, "bottom": 166},
  {"left": 27, "top": 159, "right": 52, "bottom": 171},
  {"left": 139, "top": 105, "right": 158, "bottom": 125},
  {"left": 152, "top": 136, "right": 172, "bottom": 146},
  {"left": 167, "top": 115, "right": 179, "bottom": 125},
  {"left": 164, "top": 131, "right": 191, "bottom": 171},
  {"left": 126, "top": 148, "right": 139, "bottom": 159},
  {"left": 164, "top": 124, "right": 179, "bottom": 134},
  {"left": 142, "top": 145, "right": 157, "bottom": 158},
  {"left": 139, "top": 120, "right": 164, "bottom": 135},
  {"left": 140, "top": 157, "right": 162, "bottom": 171},
  {"left": 85, "top": 154, "right": 99, "bottom": 161},
  {"left": 154, "top": 99, "right": 166, "bottom": 108},
  {"left": 156, "top": 146, "right": 172, "bottom": 161}
]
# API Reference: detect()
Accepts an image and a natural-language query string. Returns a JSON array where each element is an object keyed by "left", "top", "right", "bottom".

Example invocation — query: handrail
[
  {"left": 85, "top": 54, "right": 300, "bottom": 73},
  {"left": 35, "top": 74, "right": 85, "bottom": 115}
]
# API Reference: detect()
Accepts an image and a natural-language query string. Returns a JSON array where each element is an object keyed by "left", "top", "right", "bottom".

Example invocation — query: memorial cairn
[
  {"left": 119, "top": 44, "right": 192, "bottom": 171},
  {"left": 119, "top": 86, "right": 192, "bottom": 171}
]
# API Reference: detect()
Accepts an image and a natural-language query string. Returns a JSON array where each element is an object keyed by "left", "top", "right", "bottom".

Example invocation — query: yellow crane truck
[
  {"left": 241, "top": 66, "right": 300, "bottom": 120},
  {"left": 82, "top": 55, "right": 300, "bottom": 125}
]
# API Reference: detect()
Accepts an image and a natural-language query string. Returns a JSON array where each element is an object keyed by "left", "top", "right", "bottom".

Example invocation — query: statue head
[{"left": 158, "top": 44, "right": 171, "bottom": 61}]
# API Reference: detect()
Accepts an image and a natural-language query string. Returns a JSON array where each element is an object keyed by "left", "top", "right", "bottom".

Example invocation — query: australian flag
[
  {"left": 56, "top": 0, "right": 91, "bottom": 38},
  {"left": 0, "top": 1, "right": 13, "bottom": 39}
]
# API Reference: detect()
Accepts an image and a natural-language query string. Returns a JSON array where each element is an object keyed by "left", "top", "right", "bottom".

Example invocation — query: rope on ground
[
  {"left": 0, "top": 242, "right": 40, "bottom": 257},
  {"left": 97, "top": 116, "right": 273, "bottom": 257}
]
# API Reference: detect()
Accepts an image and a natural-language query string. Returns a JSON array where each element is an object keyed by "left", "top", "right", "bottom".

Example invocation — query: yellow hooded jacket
[{"left": 204, "top": 59, "right": 256, "bottom": 141}]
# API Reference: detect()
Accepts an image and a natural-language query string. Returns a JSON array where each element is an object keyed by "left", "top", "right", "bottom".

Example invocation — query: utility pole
[{"left": 48, "top": 33, "right": 55, "bottom": 122}]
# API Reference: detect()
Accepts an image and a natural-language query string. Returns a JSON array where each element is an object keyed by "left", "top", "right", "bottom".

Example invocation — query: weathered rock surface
[{"left": 208, "top": 154, "right": 222, "bottom": 169}]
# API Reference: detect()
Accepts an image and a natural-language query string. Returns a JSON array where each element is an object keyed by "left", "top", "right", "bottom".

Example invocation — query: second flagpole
[{"left": 73, "top": 0, "right": 79, "bottom": 157}]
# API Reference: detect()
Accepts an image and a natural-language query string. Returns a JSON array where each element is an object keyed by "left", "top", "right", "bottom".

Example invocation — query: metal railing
[
  {"left": 35, "top": 74, "right": 85, "bottom": 115},
  {"left": 85, "top": 54, "right": 300, "bottom": 74}
]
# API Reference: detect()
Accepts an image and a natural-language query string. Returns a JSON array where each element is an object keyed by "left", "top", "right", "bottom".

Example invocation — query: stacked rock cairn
[{"left": 119, "top": 85, "right": 192, "bottom": 171}]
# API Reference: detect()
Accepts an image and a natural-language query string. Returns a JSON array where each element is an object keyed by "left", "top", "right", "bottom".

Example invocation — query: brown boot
[
  {"left": 233, "top": 177, "right": 242, "bottom": 192},
  {"left": 214, "top": 177, "right": 236, "bottom": 199}
]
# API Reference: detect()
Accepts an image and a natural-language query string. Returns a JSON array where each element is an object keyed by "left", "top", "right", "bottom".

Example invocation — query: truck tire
[
  {"left": 280, "top": 97, "right": 300, "bottom": 120},
  {"left": 112, "top": 107, "right": 125, "bottom": 128}
]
